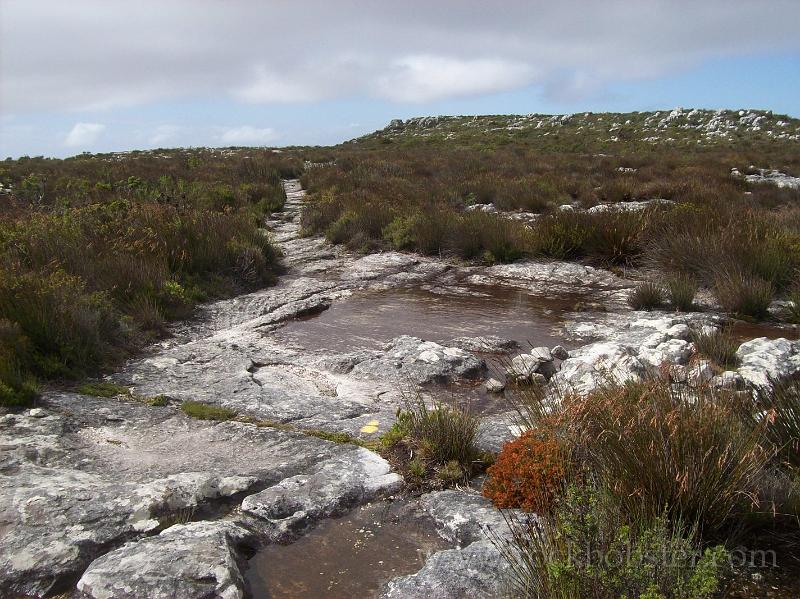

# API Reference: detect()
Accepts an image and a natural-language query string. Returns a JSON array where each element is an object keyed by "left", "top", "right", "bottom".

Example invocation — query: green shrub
[
  {"left": 666, "top": 274, "right": 698, "bottom": 311},
  {"left": 714, "top": 270, "right": 774, "bottom": 319},
  {"left": 492, "top": 481, "right": 728, "bottom": 599},
  {"left": 628, "top": 281, "right": 665, "bottom": 311},
  {"left": 568, "top": 380, "right": 766, "bottom": 536},
  {"left": 0, "top": 319, "right": 39, "bottom": 408},
  {"left": 180, "top": 400, "right": 237, "bottom": 421},
  {"left": 395, "top": 398, "right": 481, "bottom": 476},
  {"left": 690, "top": 327, "right": 740, "bottom": 369},
  {"left": 77, "top": 382, "right": 130, "bottom": 398}
]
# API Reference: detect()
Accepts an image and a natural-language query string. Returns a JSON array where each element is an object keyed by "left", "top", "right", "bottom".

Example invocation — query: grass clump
[
  {"left": 666, "top": 274, "right": 698, "bottom": 311},
  {"left": 628, "top": 280, "right": 665, "bottom": 311},
  {"left": 180, "top": 400, "right": 237, "bottom": 421},
  {"left": 713, "top": 270, "right": 774, "bottom": 319},
  {"left": 753, "top": 378, "right": 800, "bottom": 470},
  {"left": 690, "top": 326, "right": 740, "bottom": 369},
  {"left": 77, "top": 382, "right": 130, "bottom": 398}
]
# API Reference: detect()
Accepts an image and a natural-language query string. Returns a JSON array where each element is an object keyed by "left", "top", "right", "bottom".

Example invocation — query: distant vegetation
[
  {"left": 0, "top": 148, "right": 301, "bottom": 406},
  {"left": 301, "top": 109, "right": 800, "bottom": 320}
]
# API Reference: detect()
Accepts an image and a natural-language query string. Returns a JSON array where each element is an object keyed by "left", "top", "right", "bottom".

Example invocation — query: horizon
[{"left": 2, "top": 1, "right": 799, "bottom": 158}]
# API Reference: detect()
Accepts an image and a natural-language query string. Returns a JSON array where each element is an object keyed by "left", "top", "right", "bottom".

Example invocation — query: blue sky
[{"left": 2, "top": 1, "right": 798, "bottom": 158}]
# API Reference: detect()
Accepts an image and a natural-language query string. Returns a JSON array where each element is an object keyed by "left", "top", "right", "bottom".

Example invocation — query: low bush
[
  {"left": 0, "top": 319, "right": 39, "bottom": 408},
  {"left": 180, "top": 400, "right": 237, "bottom": 421},
  {"left": 628, "top": 281, "right": 665, "bottom": 311},
  {"left": 483, "top": 426, "right": 567, "bottom": 512},
  {"left": 713, "top": 270, "right": 774, "bottom": 319},
  {"left": 690, "top": 327, "right": 740, "bottom": 369},
  {"left": 567, "top": 381, "right": 766, "bottom": 536},
  {"left": 393, "top": 398, "right": 481, "bottom": 477},
  {"left": 492, "top": 481, "right": 729, "bottom": 599},
  {"left": 666, "top": 274, "right": 698, "bottom": 311}
]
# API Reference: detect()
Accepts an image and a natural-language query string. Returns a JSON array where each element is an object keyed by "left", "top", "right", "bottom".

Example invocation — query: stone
[
  {"left": 507, "top": 354, "right": 540, "bottom": 379},
  {"left": 688, "top": 360, "right": 714, "bottom": 386},
  {"left": 551, "top": 345, "right": 570, "bottom": 360},
  {"left": 77, "top": 521, "right": 253, "bottom": 599},
  {"left": 484, "top": 378, "right": 505, "bottom": 393},
  {"left": 449, "top": 336, "right": 519, "bottom": 354},
  {"left": 241, "top": 447, "right": 402, "bottom": 542},
  {"left": 530, "top": 346, "right": 553, "bottom": 362},
  {"left": 552, "top": 342, "right": 647, "bottom": 396},
  {"left": 736, "top": 337, "right": 800, "bottom": 388},
  {"left": 27, "top": 408, "right": 46, "bottom": 418},
  {"left": 530, "top": 373, "right": 547, "bottom": 385}
]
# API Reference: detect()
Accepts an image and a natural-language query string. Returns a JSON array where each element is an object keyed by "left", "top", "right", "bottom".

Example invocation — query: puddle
[
  {"left": 276, "top": 286, "right": 586, "bottom": 353},
  {"left": 244, "top": 499, "right": 449, "bottom": 599},
  {"left": 731, "top": 320, "right": 799, "bottom": 342}
]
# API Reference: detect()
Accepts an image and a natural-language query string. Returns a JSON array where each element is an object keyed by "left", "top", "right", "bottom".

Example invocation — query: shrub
[
  {"left": 180, "top": 400, "right": 237, "bottom": 421},
  {"left": 77, "top": 382, "right": 130, "bottom": 398},
  {"left": 0, "top": 319, "right": 38, "bottom": 408},
  {"left": 666, "top": 274, "right": 698, "bottom": 311},
  {"left": 628, "top": 281, "right": 665, "bottom": 311},
  {"left": 690, "top": 327, "right": 740, "bottom": 369},
  {"left": 395, "top": 398, "right": 481, "bottom": 475},
  {"left": 567, "top": 380, "right": 767, "bottom": 536},
  {"left": 483, "top": 426, "right": 566, "bottom": 512},
  {"left": 714, "top": 270, "right": 774, "bottom": 319},
  {"left": 492, "top": 481, "right": 728, "bottom": 599}
]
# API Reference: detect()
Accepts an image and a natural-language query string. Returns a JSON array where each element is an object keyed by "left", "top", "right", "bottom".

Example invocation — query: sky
[{"left": 1, "top": 0, "right": 799, "bottom": 158}]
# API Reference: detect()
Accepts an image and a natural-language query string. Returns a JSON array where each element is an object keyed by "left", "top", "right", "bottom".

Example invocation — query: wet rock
[
  {"left": 382, "top": 540, "right": 509, "bottom": 599},
  {"left": 77, "top": 521, "right": 254, "bottom": 599},
  {"left": 241, "top": 448, "right": 402, "bottom": 542},
  {"left": 551, "top": 345, "right": 570, "bottom": 360},
  {"left": 421, "top": 490, "right": 511, "bottom": 547},
  {"left": 737, "top": 337, "right": 800, "bottom": 388},
  {"left": 449, "top": 336, "right": 519, "bottom": 354},
  {"left": 484, "top": 378, "right": 505, "bottom": 393},
  {"left": 349, "top": 336, "right": 486, "bottom": 385}
]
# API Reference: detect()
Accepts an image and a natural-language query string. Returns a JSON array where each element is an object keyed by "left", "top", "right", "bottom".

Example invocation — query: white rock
[
  {"left": 27, "top": 408, "right": 46, "bottom": 418},
  {"left": 530, "top": 347, "right": 553, "bottom": 362},
  {"left": 736, "top": 337, "right": 800, "bottom": 388},
  {"left": 551, "top": 345, "right": 570, "bottom": 360},
  {"left": 485, "top": 378, "right": 505, "bottom": 393},
  {"left": 688, "top": 360, "right": 714, "bottom": 386}
]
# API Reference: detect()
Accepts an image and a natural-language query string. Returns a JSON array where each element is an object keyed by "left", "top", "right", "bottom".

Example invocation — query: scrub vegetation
[{"left": 0, "top": 148, "right": 300, "bottom": 406}]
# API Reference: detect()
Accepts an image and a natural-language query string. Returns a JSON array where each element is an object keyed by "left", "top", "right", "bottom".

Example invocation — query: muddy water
[
  {"left": 244, "top": 499, "right": 449, "bottom": 599},
  {"left": 276, "top": 286, "right": 585, "bottom": 353}
]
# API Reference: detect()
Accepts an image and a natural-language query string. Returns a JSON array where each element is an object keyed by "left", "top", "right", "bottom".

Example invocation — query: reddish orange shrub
[{"left": 483, "top": 428, "right": 566, "bottom": 512}]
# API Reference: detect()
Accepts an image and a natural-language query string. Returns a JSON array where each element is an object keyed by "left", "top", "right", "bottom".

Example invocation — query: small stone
[
  {"left": 508, "top": 354, "right": 539, "bottom": 379},
  {"left": 530, "top": 373, "right": 547, "bottom": 385},
  {"left": 688, "top": 360, "right": 714, "bottom": 385},
  {"left": 484, "top": 378, "right": 505, "bottom": 393},
  {"left": 551, "top": 345, "right": 570, "bottom": 360},
  {"left": 28, "top": 408, "right": 46, "bottom": 418},
  {"left": 530, "top": 347, "right": 553, "bottom": 362}
]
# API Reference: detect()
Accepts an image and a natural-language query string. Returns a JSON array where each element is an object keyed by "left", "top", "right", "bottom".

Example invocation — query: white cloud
[
  {"left": 148, "top": 124, "right": 181, "bottom": 146},
  {"left": 2, "top": 1, "right": 798, "bottom": 113},
  {"left": 217, "top": 126, "right": 278, "bottom": 145},
  {"left": 375, "top": 55, "right": 535, "bottom": 103},
  {"left": 64, "top": 122, "right": 105, "bottom": 147}
]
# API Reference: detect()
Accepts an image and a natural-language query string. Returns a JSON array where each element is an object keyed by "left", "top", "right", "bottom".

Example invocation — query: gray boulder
[{"left": 737, "top": 337, "right": 800, "bottom": 388}]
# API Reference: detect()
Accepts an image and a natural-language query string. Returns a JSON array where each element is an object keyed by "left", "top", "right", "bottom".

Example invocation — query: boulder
[
  {"left": 553, "top": 342, "right": 647, "bottom": 396},
  {"left": 551, "top": 345, "right": 570, "bottom": 360},
  {"left": 736, "top": 337, "right": 800, "bottom": 388},
  {"left": 484, "top": 378, "right": 505, "bottom": 393},
  {"left": 77, "top": 521, "right": 253, "bottom": 599}
]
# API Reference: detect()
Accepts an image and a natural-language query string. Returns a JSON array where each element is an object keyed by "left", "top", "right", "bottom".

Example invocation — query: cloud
[
  {"left": 375, "top": 55, "right": 535, "bottom": 103},
  {"left": 2, "top": 1, "right": 799, "bottom": 114},
  {"left": 147, "top": 124, "right": 181, "bottom": 146},
  {"left": 64, "top": 122, "right": 106, "bottom": 147},
  {"left": 217, "top": 126, "right": 278, "bottom": 145}
]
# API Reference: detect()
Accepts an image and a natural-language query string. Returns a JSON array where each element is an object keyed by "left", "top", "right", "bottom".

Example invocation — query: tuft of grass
[
  {"left": 666, "top": 274, "right": 698, "bottom": 311},
  {"left": 145, "top": 394, "right": 169, "bottom": 407},
  {"left": 628, "top": 281, "right": 664, "bottom": 311},
  {"left": 180, "top": 400, "right": 237, "bottom": 421},
  {"left": 690, "top": 326, "right": 740, "bottom": 369},
  {"left": 714, "top": 270, "right": 774, "bottom": 319},
  {"left": 78, "top": 382, "right": 130, "bottom": 398},
  {"left": 752, "top": 378, "right": 800, "bottom": 470}
]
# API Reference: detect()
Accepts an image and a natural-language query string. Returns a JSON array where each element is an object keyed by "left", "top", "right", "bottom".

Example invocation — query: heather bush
[
  {"left": 628, "top": 281, "right": 665, "bottom": 311},
  {"left": 492, "top": 481, "right": 728, "bottom": 599}
]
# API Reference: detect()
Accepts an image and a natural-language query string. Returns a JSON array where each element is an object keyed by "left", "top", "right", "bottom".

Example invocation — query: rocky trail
[{"left": 3, "top": 180, "right": 800, "bottom": 599}]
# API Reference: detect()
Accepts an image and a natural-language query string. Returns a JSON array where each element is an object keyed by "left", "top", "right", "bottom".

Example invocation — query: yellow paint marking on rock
[{"left": 360, "top": 420, "right": 380, "bottom": 434}]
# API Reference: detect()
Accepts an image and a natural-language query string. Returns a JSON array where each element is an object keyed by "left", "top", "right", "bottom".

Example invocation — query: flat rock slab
[{"left": 77, "top": 521, "right": 254, "bottom": 599}]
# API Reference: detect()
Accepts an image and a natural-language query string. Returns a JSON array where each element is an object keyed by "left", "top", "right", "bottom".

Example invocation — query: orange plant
[{"left": 483, "top": 427, "right": 566, "bottom": 512}]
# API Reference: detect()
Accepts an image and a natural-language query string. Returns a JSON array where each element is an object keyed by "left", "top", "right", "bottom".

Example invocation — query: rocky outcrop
[{"left": 77, "top": 521, "right": 254, "bottom": 599}]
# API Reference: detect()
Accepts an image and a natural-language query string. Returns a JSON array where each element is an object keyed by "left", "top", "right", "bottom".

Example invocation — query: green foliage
[
  {"left": 0, "top": 319, "right": 39, "bottom": 408},
  {"left": 714, "top": 270, "right": 774, "bottom": 319},
  {"left": 492, "top": 481, "right": 728, "bottom": 599},
  {"left": 77, "top": 382, "right": 130, "bottom": 398},
  {"left": 690, "top": 327, "right": 740, "bottom": 369},
  {"left": 666, "top": 274, "right": 698, "bottom": 311},
  {"left": 180, "top": 400, "right": 237, "bottom": 421},
  {"left": 628, "top": 281, "right": 665, "bottom": 311}
]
